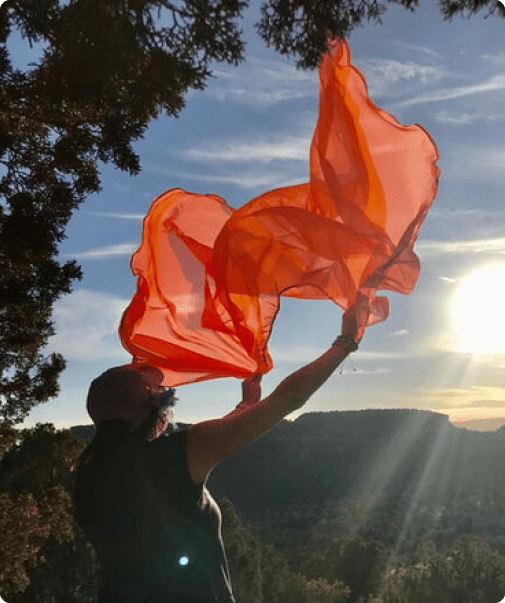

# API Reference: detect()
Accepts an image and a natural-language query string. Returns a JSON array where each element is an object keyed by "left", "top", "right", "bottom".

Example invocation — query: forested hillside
[
  {"left": 207, "top": 409, "right": 505, "bottom": 559},
  {"left": 73, "top": 408, "right": 505, "bottom": 560}
]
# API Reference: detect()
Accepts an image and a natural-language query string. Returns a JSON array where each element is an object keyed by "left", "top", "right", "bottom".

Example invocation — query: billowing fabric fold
[{"left": 119, "top": 39, "right": 439, "bottom": 386}]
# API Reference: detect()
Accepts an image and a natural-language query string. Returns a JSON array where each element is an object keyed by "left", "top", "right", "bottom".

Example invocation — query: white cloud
[
  {"left": 143, "top": 161, "right": 308, "bottom": 191},
  {"left": 85, "top": 211, "right": 144, "bottom": 220},
  {"left": 393, "top": 42, "right": 443, "bottom": 60},
  {"left": 394, "top": 74, "right": 505, "bottom": 107},
  {"left": 107, "top": 181, "right": 137, "bottom": 194},
  {"left": 46, "top": 290, "right": 130, "bottom": 361},
  {"left": 435, "top": 110, "right": 505, "bottom": 126},
  {"left": 203, "top": 58, "right": 317, "bottom": 108},
  {"left": 476, "top": 148, "right": 505, "bottom": 171},
  {"left": 270, "top": 345, "right": 322, "bottom": 363},
  {"left": 481, "top": 51, "right": 505, "bottom": 67},
  {"left": 430, "top": 208, "right": 482, "bottom": 219},
  {"left": 420, "top": 386, "right": 505, "bottom": 409},
  {"left": 390, "top": 329, "right": 409, "bottom": 337},
  {"left": 339, "top": 367, "right": 392, "bottom": 376},
  {"left": 417, "top": 237, "right": 505, "bottom": 257},
  {"left": 357, "top": 350, "right": 416, "bottom": 361},
  {"left": 426, "top": 208, "right": 505, "bottom": 240},
  {"left": 69, "top": 243, "right": 137, "bottom": 260},
  {"left": 183, "top": 135, "right": 311, "bottom": 164},
  {"left": 356, "top": 58, "right": 446, "bottom": 99},
  {"left": 270, "top": 346, "right": 418, "bottom": 365},
  {"left": 442, "top": 146, "right": 505, "bottom": 183},
  {"left": 164, "top": 127, "right": 313, "bottom": 190}
]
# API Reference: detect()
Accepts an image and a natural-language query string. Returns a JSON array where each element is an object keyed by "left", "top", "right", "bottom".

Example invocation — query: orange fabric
[{"left": 119, "top": 39, "right": 439, "bottom": 386}]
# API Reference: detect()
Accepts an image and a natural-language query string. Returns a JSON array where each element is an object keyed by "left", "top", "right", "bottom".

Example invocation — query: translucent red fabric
[{"left": 119, "top": 39, "right": 439, "bottom": 386}]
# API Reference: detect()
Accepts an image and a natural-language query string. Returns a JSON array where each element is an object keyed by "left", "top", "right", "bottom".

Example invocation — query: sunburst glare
[{"left": 450, "top": 263, "right": 505, "bottom": 354}]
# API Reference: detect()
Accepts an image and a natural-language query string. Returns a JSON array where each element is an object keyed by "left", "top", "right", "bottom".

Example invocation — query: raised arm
[{"left": 186, "top": 311, "right": 360, "bottom": 483}]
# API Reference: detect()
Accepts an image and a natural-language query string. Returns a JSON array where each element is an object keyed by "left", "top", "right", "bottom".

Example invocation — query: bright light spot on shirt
[{"left": 178, "top": 555, "right": 190, "bottom": 566}]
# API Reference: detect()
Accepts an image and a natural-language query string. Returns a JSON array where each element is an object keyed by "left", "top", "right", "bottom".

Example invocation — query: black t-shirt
[{"left": 74, "top": 421, "right": 235, "bottom": 603}]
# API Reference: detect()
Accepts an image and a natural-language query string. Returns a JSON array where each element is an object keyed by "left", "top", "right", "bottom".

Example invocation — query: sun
[{"left": 450, "top": 263, "right": 505, "bottom": 354}]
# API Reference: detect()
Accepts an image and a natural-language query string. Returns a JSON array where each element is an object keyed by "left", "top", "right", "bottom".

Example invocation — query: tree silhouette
[
  {"left": 0, "top": 0, "right": 245, "bottom": 422},
  {"left": 0, "top": 423, "right": 85, "bottom": 599}
]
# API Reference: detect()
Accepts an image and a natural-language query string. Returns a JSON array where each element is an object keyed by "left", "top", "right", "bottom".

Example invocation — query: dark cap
[{"left": 86, "top": 365, "right": 164, "bottom": 428}]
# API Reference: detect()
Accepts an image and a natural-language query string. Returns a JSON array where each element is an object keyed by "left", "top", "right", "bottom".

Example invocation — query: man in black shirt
[{"left": 74, "top": 315, "right": 359, "bottom": 601}]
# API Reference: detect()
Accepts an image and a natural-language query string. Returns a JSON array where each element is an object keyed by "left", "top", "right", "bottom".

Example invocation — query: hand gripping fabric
[{"left": 119, "top": 39, "right": 440, "bottom": 386}]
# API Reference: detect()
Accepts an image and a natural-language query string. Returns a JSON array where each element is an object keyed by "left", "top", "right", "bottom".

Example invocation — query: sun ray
[{"left": 384, "top": 417, "right": 456, "bottom": 563}]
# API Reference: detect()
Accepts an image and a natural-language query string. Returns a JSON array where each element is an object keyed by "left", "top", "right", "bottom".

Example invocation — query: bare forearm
[
  {"left": 268, "top": 339, "right": 355, "bottom": 413},
  {"left": 187, "top": 338, "right": 358, "bottom": 477}
]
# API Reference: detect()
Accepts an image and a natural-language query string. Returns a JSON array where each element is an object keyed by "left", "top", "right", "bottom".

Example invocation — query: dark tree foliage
[
  {"left": 0, "top": 423, "right": 85, "bottom": 598},
  {"left": 256, "top": 0, "right": 504, "bottom": 68},
  {"left": 220, "top": 496, "right": 350, "bottom": 603},
  {"left": 379, "top": 536, "right": 505, "bottom": 603},
  {"left": 300, "top": 535, "right": 387, "bottom": 602},
  {"left": 1, "top": 0, "right": 503, "bottom": 424},
  {"left": 220, "top": 497, "right": 264, "bottom": 603},
  {"left": 0, "top": 0, "right": 245, "bottom": 423}
]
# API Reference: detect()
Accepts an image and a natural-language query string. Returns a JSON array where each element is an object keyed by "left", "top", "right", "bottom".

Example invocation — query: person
[{"left": 73, "top": 312, "right": 360, "bottom": 603}]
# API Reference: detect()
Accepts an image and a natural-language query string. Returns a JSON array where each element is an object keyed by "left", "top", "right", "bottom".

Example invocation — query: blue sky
[{"left": 12, "top": 2, "right": 505, "bottom": 430}]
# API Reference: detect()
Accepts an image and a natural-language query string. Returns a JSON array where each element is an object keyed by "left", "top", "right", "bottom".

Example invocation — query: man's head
[{"left": 87, "top": 365, "right": 177, "bottom": 435}]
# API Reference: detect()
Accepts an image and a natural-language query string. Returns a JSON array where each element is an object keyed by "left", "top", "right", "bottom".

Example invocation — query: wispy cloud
[
  {"left": 440, "top": 146, "right": 505, "bottom": 184},
  {"left": 476, "top": 148, "right": 505, "bottom": 172},
  {"left": 204, "top": 48, "right": 450, "bottom": 109},
  {"left": 417, "top": 237, "right": 505, "bottom": 257},
  {"left": 69, "top": 243, "right": 137, "bottom": 260},
  {"left": 356, "top": 58, "right": 446, "bottom": 99},
  {"left": 415, "top": 386, "right": 505, "bottom": 406},
  {"left": 84, "top": 211, "right": 144, "bottom": 220},
  {"left": 392, "top": 42, "right": 443, "bottom": 61},
  {"left": 481, "top": 51, "right": 505, "bottom": 67},
  {"left": 423, "top": 207, "right": 505, "bottom": 241},
  {"left": 390, "top": 329, "right": 409, "bottom": 337},
  {"left": 270, "top": 345, "right": 322, "bottom": 363},
  {"left": 355, "top": 350, "right": 417, "bottom": 361},
  {"left": 268, "top": 343, "right": 418, "bottom": 365},
  {"left": 203, "top": 58, "right": 317, "bottom": 108},
  {"left": 183, "top": 135, "right": 311, "bottom": 164},
  {"left": 429, "top": 209, "right": 489, "bottom": 219},
  {"left": 340, "top": 367, "right": 392, "bottom": 376},
  {"left": 45, "top": 290, "right": 130, "bottom": 361},
  {"left": 420, "top": 386, "right": 505, "bottom": 421},
  {"left": 162, "top": 128, "right": 312, "bottom": 191},
  {"left": 394, "top": 74, "right": 505, "bottom": 107},
  {"left": 435, "top": 110, "right": 505, "bottom": 126},
  {"left": 387, "top": 385, "right": 505, "bottom": 421},
  {"left": 106, "top": 181, "right": 136, "bottom": 194},
  {"left": 143, "top": 161, "right": 307, "bottom": 191}
]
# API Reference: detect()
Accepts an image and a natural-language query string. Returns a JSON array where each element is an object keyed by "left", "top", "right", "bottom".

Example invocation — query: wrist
[{"left": 332, "top": 335, "right": 359, "bottom": 352}]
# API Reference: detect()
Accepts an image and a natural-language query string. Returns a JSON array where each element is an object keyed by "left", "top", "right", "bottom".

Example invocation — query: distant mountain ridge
[
  {"left": 208, "top": 409, "right": 505, "bottom": 513},
  {"left": 71, "top": 411, "right": 505, "bottom": 442},
  {"left": 452, "top": 416, "right": 505, "bottom": 431}
]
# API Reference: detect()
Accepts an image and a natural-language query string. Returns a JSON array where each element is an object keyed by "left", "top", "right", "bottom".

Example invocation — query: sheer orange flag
[{"left": 119, "top": 39, "right": 440, "bottom": 386}]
